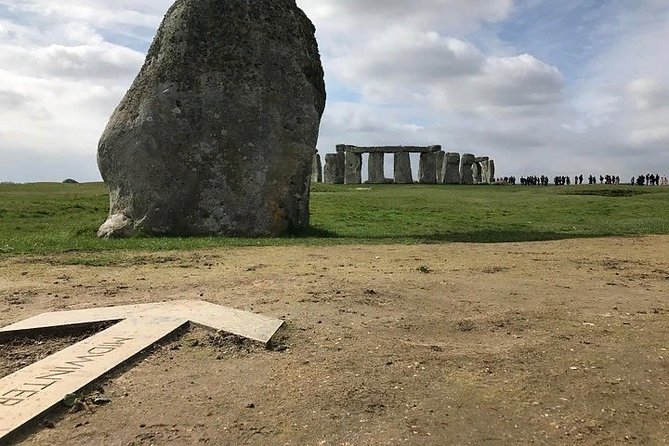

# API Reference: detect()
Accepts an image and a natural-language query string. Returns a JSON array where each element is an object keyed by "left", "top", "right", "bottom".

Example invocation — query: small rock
[
  {"left": 457, "top": 320, "right": 475, "bottom": 332},
  {"left": 92, "top": 396, "right": 112, "bottom": 406},
  {"left": 62, "top": 393, "right": 79, "bottom": 408}
]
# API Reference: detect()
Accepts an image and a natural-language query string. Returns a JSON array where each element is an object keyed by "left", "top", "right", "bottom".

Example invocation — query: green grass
[{"left": 1, "top": 182, "right": 668, "bottom": 259}]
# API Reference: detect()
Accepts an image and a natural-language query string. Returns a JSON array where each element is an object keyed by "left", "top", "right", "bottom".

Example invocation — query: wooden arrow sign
[{"left": 0, "top": 300, "right": 284, "bottom": 441}]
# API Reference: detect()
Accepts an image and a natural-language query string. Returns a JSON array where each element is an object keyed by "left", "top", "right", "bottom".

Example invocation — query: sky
[{"left": 0, "top": 0, "right": 668, "bottom": 183}]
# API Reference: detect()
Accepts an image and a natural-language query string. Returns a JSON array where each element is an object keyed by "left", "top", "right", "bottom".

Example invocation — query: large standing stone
[
  {"left": 472, "top": 162, "right": 482, "bottom": 184},
  {"left": 475, "top": 157, "right": 488, "bottom": 184},
  {"left": 442, "top": 152, "right": 461, "bottom": 184},
  {"left": 97, "top": 0, "right": 325, "bottom": 238},
  {"left": 419, "top": 153, "right": 437, "bottom": 184},
  {"left": 480, "top": 160, "right": 489, "bottom": 184},
  {"left": 460, "top": 153, "right": 475, "bottom": 185},
  {"left": 324, "top": 153, "right": 344, "bottom": 184},
  {"left": 368, "top": 153, "right": 385, "bottom": 184},
  {"left": 488, "top": 160, "right": 496, "bottom": 183},
  {"left": 394, "top": 152, "right": 413, "bottom": 184},
  {"left": 311, "top": 153, "right": 322, "bottom": 183},
  {"left": 436, "top": 151, "right": 445, "bottom": 183},
  {"left": 345, "top": 151, "right": 362, "bottom": 184}
]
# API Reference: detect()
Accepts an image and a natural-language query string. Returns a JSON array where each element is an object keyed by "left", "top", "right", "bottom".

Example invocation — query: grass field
[{"left": 0, "top": 182, "right": 668, "bottom": 258}]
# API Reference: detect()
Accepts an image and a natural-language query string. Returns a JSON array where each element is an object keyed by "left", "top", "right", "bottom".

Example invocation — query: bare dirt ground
[{"left": 1, "top": 236, "right": 668, "bottom": 445}]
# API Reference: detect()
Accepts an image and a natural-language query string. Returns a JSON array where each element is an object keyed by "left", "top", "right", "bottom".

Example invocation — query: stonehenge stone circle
[
  {"left": 460, "top": 154, "right": 475, "bottom": 184},
  {"left": 324, "top": 145, "right": 494, "bottom": 186},
  {"left": 97, "top": 0, "right": 325, "bottom": 238},
  {"left": 442, "top": 152, "right": 461, "bottom": 184}
]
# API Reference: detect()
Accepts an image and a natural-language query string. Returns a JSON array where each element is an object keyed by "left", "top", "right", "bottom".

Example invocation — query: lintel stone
[{"left": 343, "top": 145, "right": 441, "bottom": 154}]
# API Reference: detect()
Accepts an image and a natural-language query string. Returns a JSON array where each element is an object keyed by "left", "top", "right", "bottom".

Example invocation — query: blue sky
[{"left": 0, "top": 0, "right": 668, "bottom": 182}]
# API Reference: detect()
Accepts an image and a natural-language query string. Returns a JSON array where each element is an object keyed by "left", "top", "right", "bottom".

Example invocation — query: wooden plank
[{"left": 0, "top": 316, "right": 188, "bottom": 439}]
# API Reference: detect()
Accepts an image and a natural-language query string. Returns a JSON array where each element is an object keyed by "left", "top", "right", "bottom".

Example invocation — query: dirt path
[{"left": 1, "top": 236, "right": 668, "bottom": 445}]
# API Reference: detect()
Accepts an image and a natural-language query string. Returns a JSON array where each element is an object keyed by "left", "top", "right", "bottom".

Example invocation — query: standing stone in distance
[
  {"left": 442, "top": 152, "right": 461, "bottom": 184},
  {"left": 488, "top": 160, "right": 496, "bottom": 183},
  {"left": 345, "top": 151, "right": 362, "bottom": 184},
  {"left": 460, "top": 154, "right": 475, "bottom": 185},
  {"left": 97, "top": 0, "right": 326, "bottom": 238},
  {"left": 474, "top": 157, "right": 488, "bottom": 184},
  {"left": 311, "top": 153, "right": 323, "bottom": 183},
  {"left": 394, "top": 152, "right": 413, "bottom": 184},
  {"left": 419, "top": 152, "right": 437, "bottom": 184},
  {"left": 436, "top": 151, "right": 445, "bottom": 183},
  {"left": 368, "top": 152, "right": 385, "bottom": 184},
  {"left": 324, "top": 153, "right": 344, "bottom": 184},
  {"left": 472, "top": 162, "right": 482, "bottom": 184}
]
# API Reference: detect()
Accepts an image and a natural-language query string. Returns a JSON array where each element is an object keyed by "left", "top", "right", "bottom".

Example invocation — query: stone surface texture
[
  {"left": 311, "top": 153, "right": 322, "bottom": 183},
  {"left": 97, "top": 0, "right": 325, "bottom": 237},
  {"left": 394, "top": 152, "right": 413, "bottom": 184},
  {"left": 368, "top": 153, "right": 385, "bottom": 184},
  {"left": 442, "top": 152, "right": 461, "bottom": 184},
  {"left": 346, "top": 146, "right": 440, "bottom": 154},
  {"left": 345, "top": 152, "right": 362, "bottom": 184},
  {"left": 324, "top": 153, "right": 344, "bottom": 184},
  {"left": 419, "top": 153, "right": 437, "bottom": 184},
  {"left": 480, "top": 161, "right": 490, "bottom": 184},
  {"left": 488, "top": 160, "right": 496, "bottom": 183},
  {"left": 460, "top": 153, "right": 475, "bottom": 185},
  {"left": 472, "top": 162, "right": 482, "bottom": 184},
  {"left": 436, "top": 151, "right": 445, "bottom": 183}
]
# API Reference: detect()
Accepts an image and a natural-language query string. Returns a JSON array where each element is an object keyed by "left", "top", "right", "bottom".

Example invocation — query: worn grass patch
[{"left": 0, "top": 182, "right": 668, "bottom": 257}]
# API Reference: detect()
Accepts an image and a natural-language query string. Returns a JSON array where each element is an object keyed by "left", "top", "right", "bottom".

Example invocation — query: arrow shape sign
[{"left": 0, "top": 300, "right": 284, "bottom": 441}]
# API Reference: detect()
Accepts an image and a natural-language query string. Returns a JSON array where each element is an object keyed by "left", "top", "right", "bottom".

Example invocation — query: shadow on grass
[
  {"left": 107, "top": 227, "right": 593, "bottom": 244},
  {"left": 291, "top": 228, "right": 611, "bottom": 244},
  {"left": 410, "top": 230, "right": 602, "bottom": 244}
]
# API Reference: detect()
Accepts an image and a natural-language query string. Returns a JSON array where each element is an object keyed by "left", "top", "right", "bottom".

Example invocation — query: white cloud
[
  {"left": 1, "top": 0, "right": 668, "bottom": 182},
  {"left": 0, "top": 1, "right": 171, "bottom": 28},
  {"left": 333, "top": 30, "right": 485, "bottom": 84},
  {"left": 624, "top": 78, "right": 669, "bottom": 148},
  {"left": 2, "top": 41, "right": 143, "bottom": 80},
  {"left": 627, "top": 78, "right": 669, "bottom": 112},
  {"left": 312, "top": 0, "right": 669, "bottom": 179},
  {"left": 0, "top": 5, "right": 146, "bottom": 170},
  {"left": 474, "top": 54, "right": 563, "bottom": 108},
  {"left": 299, "top": 0, "right": 514, "bottom": 33}
]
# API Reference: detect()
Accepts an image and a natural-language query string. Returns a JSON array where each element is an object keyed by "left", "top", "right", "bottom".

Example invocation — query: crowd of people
[
  {"left": 495, "top": 173, "right": 668, "bottom": 186},
  {"left": 632, "top": 174, "right": 668, "bottom": 186}
]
